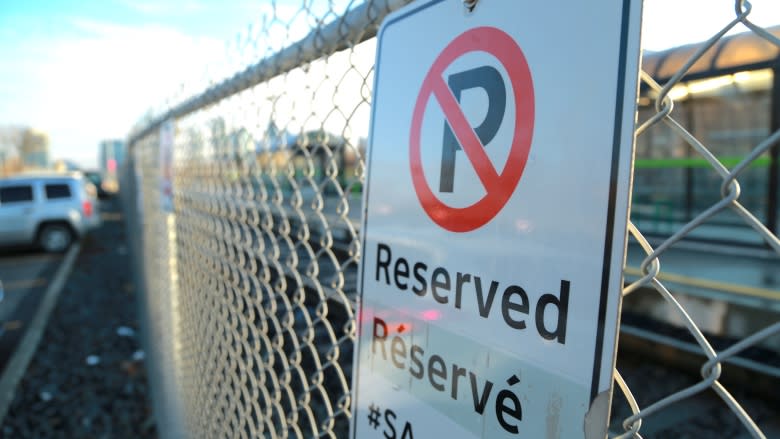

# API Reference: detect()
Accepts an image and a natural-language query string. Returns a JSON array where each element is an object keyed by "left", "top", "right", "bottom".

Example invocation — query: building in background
[
  {"left": 0, "top": 126, "right": 49, "bottom": 175},
  {"left": 635, "top": 25, "right": 780, "bottom": 245},
  {"left": 99, "top": 139, "right": 125, "bottom": 191},
  {"left": 19, "top": 128, "right": 49, "bottom": 169},
  {"left": 0, "top": 125, "right": 23, "bottom": 176},
  {"left": 20, "top": 129, "right": 49, "bottom": 169}
]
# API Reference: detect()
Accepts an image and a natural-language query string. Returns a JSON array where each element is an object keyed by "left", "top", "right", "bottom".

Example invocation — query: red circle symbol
[{"left": 410, "top": 27, "right": 534, "bottom": 233}]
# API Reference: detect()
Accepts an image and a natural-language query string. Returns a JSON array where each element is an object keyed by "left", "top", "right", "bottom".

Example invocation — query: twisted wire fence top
[{"left": 122, "top": 1, "right": 780, "bottom": 438}]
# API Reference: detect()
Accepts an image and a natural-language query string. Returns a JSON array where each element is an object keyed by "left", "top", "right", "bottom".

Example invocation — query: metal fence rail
[{"left": 122, "top": 1, "right": 780, "bottom": 437}]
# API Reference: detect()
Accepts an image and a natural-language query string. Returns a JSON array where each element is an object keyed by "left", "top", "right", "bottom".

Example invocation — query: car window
[
  {"left": 45, "top": 183, "right": 72, "bottom": 199},
  {"left": 0, "top": 185, "right": 34, "bottom": 203},
  {"left": 85, "top": 173, "right": 101, "bottom": 185}
]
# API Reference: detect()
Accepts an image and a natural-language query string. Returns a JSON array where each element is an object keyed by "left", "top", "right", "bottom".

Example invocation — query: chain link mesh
[
  {"left": 616, "top": 2, "right": 780, "bottom": 437},
  {"left": 122, "top": 1, "right": 779, "bottom": 437}
]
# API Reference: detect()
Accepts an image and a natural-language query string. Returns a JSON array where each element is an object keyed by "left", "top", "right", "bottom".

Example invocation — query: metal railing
[{"left": 121, "top": 1, "right": 780, "bottom": 437}]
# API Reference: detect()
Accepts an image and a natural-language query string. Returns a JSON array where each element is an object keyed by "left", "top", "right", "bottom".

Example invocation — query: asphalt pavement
[{"left": 0, "top": 244, "right": 65, "bottom": 373}]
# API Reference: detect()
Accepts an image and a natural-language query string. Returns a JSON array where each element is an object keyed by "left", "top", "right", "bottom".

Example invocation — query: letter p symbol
[{"left": 439, "top": 65, "right": 506, "bottom": 193}]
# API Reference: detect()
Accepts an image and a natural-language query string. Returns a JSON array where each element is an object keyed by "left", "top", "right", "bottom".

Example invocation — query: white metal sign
[{"left": 352, "top": 0, "right": 642, "bottom": 438}]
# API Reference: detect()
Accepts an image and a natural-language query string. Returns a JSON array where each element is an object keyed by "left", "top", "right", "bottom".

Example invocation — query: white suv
[{"left": 0, "top": 173, "right": 101, "bottom": 252}]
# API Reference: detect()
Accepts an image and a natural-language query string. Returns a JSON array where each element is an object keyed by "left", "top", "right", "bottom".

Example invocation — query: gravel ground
[
  {"left": 611, "top": 347, "right": 780, "bottom": 438},
  {"left": 1, "top": 198, "right": 156, "bottom": 439}
]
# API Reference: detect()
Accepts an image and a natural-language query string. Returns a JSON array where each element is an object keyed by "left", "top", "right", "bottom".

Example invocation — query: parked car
[
  {"left": 83, "top": 170, "right": 111, "bottom": 199},
  {"left": 0, "top": 173, "right": 101, "bottom": 252}
]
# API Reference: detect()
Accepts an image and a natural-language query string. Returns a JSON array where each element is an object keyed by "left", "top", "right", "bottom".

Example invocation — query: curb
[{"left": 0, "top": 243, "right": 80, "bottom": 424}]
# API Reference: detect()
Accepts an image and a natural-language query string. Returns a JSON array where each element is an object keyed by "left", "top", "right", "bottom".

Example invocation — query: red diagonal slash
[{"left": 432, "top": 77, "right": 500, "bottom": 192}]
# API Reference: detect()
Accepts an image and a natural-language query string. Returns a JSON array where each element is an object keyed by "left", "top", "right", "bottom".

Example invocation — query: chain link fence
[{"left": 121, "top": 1, "right": 780, "bottom": 437}]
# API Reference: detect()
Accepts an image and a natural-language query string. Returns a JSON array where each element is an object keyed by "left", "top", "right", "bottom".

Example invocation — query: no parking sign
[
  {"left": 353, "top": 0, "right": 642, "bottom": 437},
  {"left": 410, "top": 26, "right": 534, "bottom": 232}
]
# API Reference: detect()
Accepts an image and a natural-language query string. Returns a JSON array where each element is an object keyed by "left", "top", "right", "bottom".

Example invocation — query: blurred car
[
  {"left": 0, "top": 173, "right": 101, "bottom": 252},
  {"left": 82, "top": 170, "right": 111, "bottom": 199}
]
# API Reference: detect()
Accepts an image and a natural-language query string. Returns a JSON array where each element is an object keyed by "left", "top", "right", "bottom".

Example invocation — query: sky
[{"left": 1, "top": 0, "right": 780, "bottom": 168}]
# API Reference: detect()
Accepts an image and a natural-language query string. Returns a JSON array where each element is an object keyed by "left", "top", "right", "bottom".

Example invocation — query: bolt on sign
[{"left": 352, "top": 0, "right": 642, "bottom": 438}]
